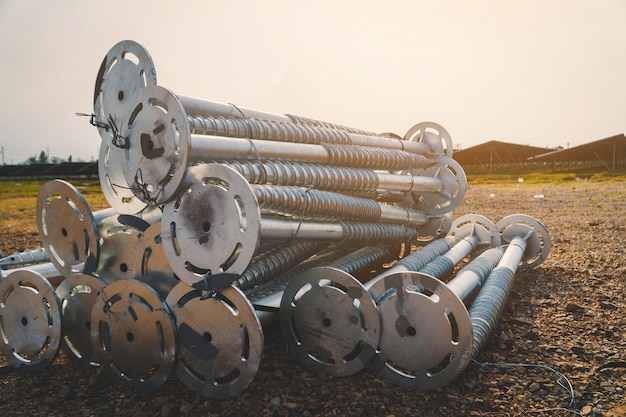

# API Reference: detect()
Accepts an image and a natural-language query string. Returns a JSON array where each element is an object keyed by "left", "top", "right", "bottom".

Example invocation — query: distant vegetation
[{"left": 466, "top": 169, "right": 626, "bottom": 184}]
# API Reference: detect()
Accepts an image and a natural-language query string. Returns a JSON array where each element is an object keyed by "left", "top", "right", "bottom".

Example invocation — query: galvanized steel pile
[{"left": 0, "top": 40, "right": 550, "bottom": 399}]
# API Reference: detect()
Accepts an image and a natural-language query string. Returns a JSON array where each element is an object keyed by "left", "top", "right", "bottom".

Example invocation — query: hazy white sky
[{"left": 0, "top": 0, "right": 625, "bottom": 164}]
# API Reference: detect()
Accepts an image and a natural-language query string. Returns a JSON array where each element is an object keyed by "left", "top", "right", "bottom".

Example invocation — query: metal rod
[
  {"left": 469, "top": 215, "right": 551, "bottom": 359},
  {"left": 94, "top": 40, "right": 450, "bottom": 159},
  {"left": 367, "top": 214, "right": 502, "bottom": 390},
  {"left": 0, "top": 247, "right": 49, "bottom": 267},
  {"left": 110, "top": 84, "right": 437, "bottom": 205},
  {"left": 273, "top": 214, "right": 496, "bottom": 379},
  {"left": 161, "top": 163, "right": 419, "bottom": 288},
  {"left": 187, "top": 113, "right": 448, "bottom": 157},
  {"left": 370, "top": 215, "right": 550, "bottom": 390},
  {"left": 279, "top": 245, "right": 400, "bottom": 377},
  {"left": 223, "top": 158, "right": 466, "bottom": 216},
  {"left": 36, "top": 179, "right": 160, "bottom": 278}
]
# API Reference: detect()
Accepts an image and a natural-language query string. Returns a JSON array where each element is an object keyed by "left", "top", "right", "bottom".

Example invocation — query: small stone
[
  {"left": 523, "top": 330, "right": 540, "bottom": 340},
  {"left": 565, "top": 302, "right": 584, "bottom": 312},
  {"left": 161, "top": 403, "right": 177, "bottom": 417},
  {"left": 600, "top": 301, "right": 618, "bottom": 310},
  {"left": 179, "top": 402, "right": 194, "bottom": 415},
  {"left": 581, "top": 405, "right": 592, "bottom": 415}
]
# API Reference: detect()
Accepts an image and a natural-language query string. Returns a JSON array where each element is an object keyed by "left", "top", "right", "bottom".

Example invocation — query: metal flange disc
[
  {"left": 409, "top": 157, "right": 467, "bottom": 215},
  {"left": 91, "top": 279, "right": 177, "bottom": 393},
  {"left": 165, "top": 282, "right": 263, "bottom": 399},
  {"left": 97, "top": 228, "right": 143, "bottom": 282},
  {"left": 449, "top": 214, "right": 501, "bottom": 248},
  {"left": 56, "top": 273, "right": 107, "bottom": 369},
  {"left": 36, "top": 179, "right": 100, "bottom": 276},
  {"left": 280, "top": 267, "right": 381, "bottom": 377},
  {"left": 403, "top": 122, "right": 454, "bottom": 158},
  {"left": 121, "top": 84, "right": 191, "bottom": 206},
  {"left": 161, "top": 163, "right": 261, "bottom": 288},
  {"left": 369, "top": 271, "right": 473, "bottom": 390},
  {"left": 93, "top": 39, "right": 157, "bottom": 142},
  {"left": 133, "top": 222, "right": 180, "bottom": 299},
  {"left": 98, "top": 140, "right": 150, "bottom": 215},
  {"left": 415, "top": 212, "right": 453, "bottom": 245},
  {"left": 0, "top": 270, "right": 62, "bottom": 372},
  {"left": 496, "top": 215, "right": 551, "bottom": 269}
]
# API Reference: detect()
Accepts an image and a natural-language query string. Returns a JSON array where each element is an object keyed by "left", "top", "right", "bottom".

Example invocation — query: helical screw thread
[
  {"left": 222, "top": 160, "right": 380, "bottom": 192},
  {"left": 253, "top": 185, "right": 382, "bottom": 222},
  {"left": 391, "top": 237, "right": 457, "bottom": 272},
  {"left": 245, "top": 245, "right": 355, "bottom": 303},
  {"left": 469, "top": 266, "right": 516, "bottom": 359},
  {"left": 188, "top": 115, "right": 353, "bottom": 145},
  {"left": 235, "top": 242, "right": 323, "bottom": 291},
  {"left": 341, "top": 222, "right": 417, "bottom": 244},
  {"left": 326, "top": 246, "right": 397, "bottom": 276},
  {"left": 321, "top": 143, "right": 430, "bottom": 171},
  {"left": 286, "top": 113, "right": 379, "bottom": 136},
  {"left": 455, "top": 248, "right": 505, "bottom": 283}
]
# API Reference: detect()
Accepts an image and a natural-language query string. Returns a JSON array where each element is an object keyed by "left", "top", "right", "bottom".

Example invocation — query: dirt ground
[{"left": 1, "top": 180, "right": 625, "bottom": 417}]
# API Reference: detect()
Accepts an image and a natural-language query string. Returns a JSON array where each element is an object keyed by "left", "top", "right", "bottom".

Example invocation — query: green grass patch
[{"left": 467, "top": 170, "right": 626, "bottom": 184}]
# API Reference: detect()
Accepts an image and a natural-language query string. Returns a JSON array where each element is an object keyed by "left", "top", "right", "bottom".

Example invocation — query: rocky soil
[{"left": 1, "top": 181, "right": 625, "bottom": 417}]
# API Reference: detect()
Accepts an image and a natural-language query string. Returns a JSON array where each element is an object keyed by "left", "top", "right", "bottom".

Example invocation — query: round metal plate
[
  {"left": 403, "top": 121, "right": 454, "bottom": 158},
  {"left": 133, "top": 222, "right": 180, "bottom": 299},
  {"left": 280, "top": 267, "right": 380, "bottom": 377},
  {"left": 162, "top": 163, "right": 261, "bottom": 287},
  {"left": 415, "top": 212, "right": 453, "bottom": 245},
  {"left": 56, "top": 273, "right": 107, "bottom": 369},
  {"left": 449, "top": 214, "right": 501, "bottom": 248},
  {"left": 98, "top": 140, "right": 150, "bottom": 215},
  {"left": 90, "top": 279, "right": 177, "bottom": 393},
  {"left": 496, "top": 215, "right": 551, "bottom": 269},
  {"left": 166, "top": 282, "right": 263, "bottom": 399},
  {"left": 36, "top": 179, "right": 100, "bottom": 276},
  {"left": 97, "top": 227, "right": 142, "bottom": 282},
  {"left": 0, "top": 270, "right": 62, "bottom": 372},
  {"left": 369, "top": 271, "right": 472, "bottom": 390},
  {"left": 93, "top": 39, "right": 157, "bottom": 142},
  {"left": 121, "top": 84, "right": 191, "bottom": 206},
  {"left": 409, "top": 157, "right": 467, "bottom": 215}
]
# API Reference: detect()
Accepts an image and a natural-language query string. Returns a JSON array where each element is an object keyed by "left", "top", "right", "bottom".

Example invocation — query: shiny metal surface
[
  {"left": 470, "top": 215, "right": 550, "bottom": 358},
  {"left": 56, "top": 273, "right": 107, "bottom": 369},
  {"left": 165, "top": 282, "right": 263, "bottom": 399},
  {"left": 280, "top": 267, "right": 380, "bottom": 377},
  {"left": 98, "top": 140, "right": 150, "bottom": 215},
  {"left": 407, "top": 157, "right": 467, "bottom": 215},
  {"left": 0, "top": 247, "right": 49, "bottom": 267},
  {"left": 370, "top": 271, "right": 473, "bottom": 390},
  {"left": 133, "top": 222, "right": 180, "bottom": 299},
  {"left": 97, "top": 227, "right": 142, "bottom": 282},
  {"left": 496, "top": 214, "right": 551, "bottom": 269},
  {"left": 90, "top": 279, "right": 177, "bottom": 392},
  {"left": 161, "top": 163, "right": 261, "bottom": 287},
  {"left": 36, "top": 180, "right": 102, "bottom": 276},
  {"left": 403, "top": 121, "right": 454, "bottom": 158},
  {"left": 120, "top": 85, "right": 437, "bottom": 205},
  {"left": 0, "top": 270, "right": 62, "bottom": 371},
  {"left": 93, "top": 39, "right": 157, "bottom": 142}
]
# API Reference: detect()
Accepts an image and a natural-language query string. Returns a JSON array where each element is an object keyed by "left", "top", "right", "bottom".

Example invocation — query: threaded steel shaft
[
  {"left": 235, "top": 242, "right": 324, "bottom": 291},
  {"left": 252, "top": 185, "right": 427, "bottom": 226}
]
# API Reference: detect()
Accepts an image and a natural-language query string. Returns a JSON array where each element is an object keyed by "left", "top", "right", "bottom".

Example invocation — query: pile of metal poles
[{"left": 0, "top": 40, "right": 550, "bottom": 399}]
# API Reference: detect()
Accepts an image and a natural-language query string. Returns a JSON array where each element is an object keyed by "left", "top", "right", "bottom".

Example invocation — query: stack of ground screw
[{"left": 0, "top": 40, "right": 550, "bottom": 399}]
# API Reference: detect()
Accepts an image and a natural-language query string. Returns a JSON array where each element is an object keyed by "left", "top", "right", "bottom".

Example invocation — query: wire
[{"left": 473, "top": 359, "right": 580, "bottom": 414}]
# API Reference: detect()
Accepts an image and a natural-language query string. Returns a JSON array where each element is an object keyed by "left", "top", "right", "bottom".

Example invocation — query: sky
[{"left": 0, "top": 0, "right": 625, "bottom": 164}]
